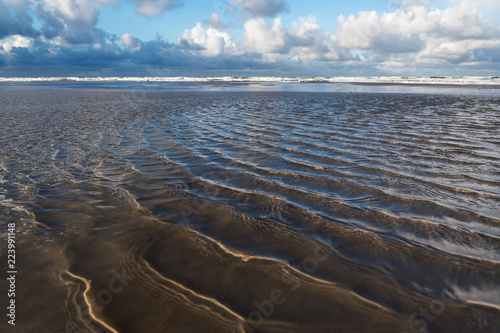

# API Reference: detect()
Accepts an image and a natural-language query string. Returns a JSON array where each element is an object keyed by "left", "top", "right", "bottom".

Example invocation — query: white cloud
[
  {"left": 243, "top": 16, "right": 344, "bottom": 61},
  {"left": 0, "top": 34, "right": 32, "bottom": 54},
  {"left": 180, "top": 14, "right": 343, "bottom": 62},
  {"left": 420, "top": 38, "right": 500, "bottom": 62},
  {"left": 130, "top": 0, "right": 183, "bottom": 17},
  {"left": 121, "top": 33, "right": 141, "bottom": 51},
  {"left": 289, "top": 16, "right": 343, "bottom": 61},
  {"left": 336, "top": 0, "right": 500, "bottom": 65},
  {"left": 337, "top": 11, "right": 382, "bottom": 50},
  {"left": 178, "top": 22, "right": 240, "bottom": 57},
  {"left": 244, "top": 17, "right": 287, "bottom": 53},
  {"left": 238, "top": 0, "right": 500, "bottom": 72},
  {"left": 427, "top": 1, "right": 494, "bottom": 39}
]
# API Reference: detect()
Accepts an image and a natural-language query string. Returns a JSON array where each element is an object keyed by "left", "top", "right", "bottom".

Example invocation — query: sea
[{"left": 0, "top": 77, "right": 499, "bottom": 333}]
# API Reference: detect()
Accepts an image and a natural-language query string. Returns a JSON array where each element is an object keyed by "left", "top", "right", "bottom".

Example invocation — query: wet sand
[{"left": 0, "top": 84, "right": 499, "bottom": 332}]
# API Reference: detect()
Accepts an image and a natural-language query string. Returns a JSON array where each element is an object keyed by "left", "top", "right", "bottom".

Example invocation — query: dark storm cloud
[
  {"left": 0, "top": 4, "right": 15, "bottom": 38},
  {"left": 0, "top": 34, "right": 270, "bottom": 76},
  {"left": 34, "top": 1, "right": 108, "bottom": 45},
  {"left": 0, "top": 2, "right": 38, "bottom": 38}
]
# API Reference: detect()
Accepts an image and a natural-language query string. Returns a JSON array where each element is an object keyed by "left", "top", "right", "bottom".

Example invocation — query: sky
[{"left": 0, "top": 0, "right": 500, "bottom": 77}]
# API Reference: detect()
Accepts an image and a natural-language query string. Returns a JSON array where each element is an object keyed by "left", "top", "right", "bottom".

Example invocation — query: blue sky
[
  {"left": 1, "top": 0, "right": 500, "bottom": 77},
  {"left": 97, "top": 1, "right": 382, "bottom": 43}
]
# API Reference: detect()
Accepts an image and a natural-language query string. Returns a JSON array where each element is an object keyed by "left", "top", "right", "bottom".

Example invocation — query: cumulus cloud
[
  {"left": 0, "top": 0, "right": 499, "bottom": 76},
  {"left": 0, "top": 34, "right": 33, "bottom": 54},
  {"left": 244, "top": 18, "right": 287, "bottom": 53},
  {"left": 130, "top": 0, "right": 183, "bottom": 17},
  {"left": 178, "top": 22, "right": 240, "bottom": 57},
  {"left": 230, "top": 0, "right": 288, "bottom": 17},
  {"left": 337, "top": 9, "right": 426, "bottom": 51},
  {"left": 121, "top": 33, "right": 141, "bottom": 51},
  {"left": 34, "top": 0, "right": 112, "bottom": 44},
  {"left": 243, "top": 16, "right": 344, "bottom": 61},
  {"left": 289, "top": 17, "right": 344, "bottom": 61},
  {"left": 336, "top": 0, "right": 500, "bottom": 67},
  {"left": 239, "top": 0, "right": 500, "bottom": 72}
]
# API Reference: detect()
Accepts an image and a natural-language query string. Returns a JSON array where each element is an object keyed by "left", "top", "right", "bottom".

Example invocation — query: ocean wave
[{"left": 1, "top": 76, "right": 500, "bottom": 85}]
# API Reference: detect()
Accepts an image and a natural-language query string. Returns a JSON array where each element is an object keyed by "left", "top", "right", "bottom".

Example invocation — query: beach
[{"left": 0, "top": 80, "right": 499, "bottom": 332}]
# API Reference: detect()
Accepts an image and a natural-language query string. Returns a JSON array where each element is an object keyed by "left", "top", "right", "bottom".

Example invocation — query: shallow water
[{"left": 0, "top": 83, "right": 499, "bottom": 333}]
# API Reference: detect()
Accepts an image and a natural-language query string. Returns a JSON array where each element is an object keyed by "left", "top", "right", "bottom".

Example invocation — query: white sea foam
[{"left": 1, "top": 76, "right": 500, "bottom": 85}]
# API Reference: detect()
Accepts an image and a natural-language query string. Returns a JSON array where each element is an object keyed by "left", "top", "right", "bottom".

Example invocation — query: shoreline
[
  {"left": 349, "top": 82, "right": 500, "bottom": 89},
  {"left": 2, "top": 78, "right": 500, "bottom": 95},
  {"left": 1, "top": 76, "right": 500, "bottom": 87}
]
